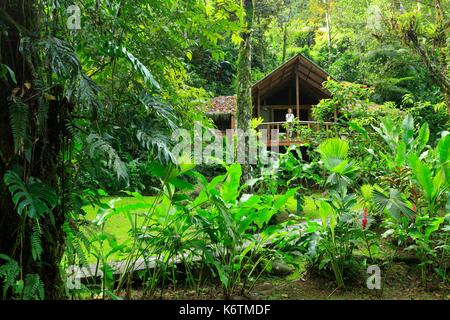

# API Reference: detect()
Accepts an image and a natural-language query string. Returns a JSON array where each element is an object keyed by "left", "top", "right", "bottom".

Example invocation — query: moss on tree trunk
[{"left": 236, "top": 0, "right": 254, "bottom": 179}]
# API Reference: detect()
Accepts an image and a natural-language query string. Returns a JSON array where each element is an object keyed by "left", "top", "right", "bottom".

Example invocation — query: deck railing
[{"left": 258, "top": 120, "right": 338, "bottom": 145}]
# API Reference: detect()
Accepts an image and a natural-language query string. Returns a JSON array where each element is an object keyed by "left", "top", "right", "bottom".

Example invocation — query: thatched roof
[{"left": 206, "top": 95, "right": 236, "bottom": 115}]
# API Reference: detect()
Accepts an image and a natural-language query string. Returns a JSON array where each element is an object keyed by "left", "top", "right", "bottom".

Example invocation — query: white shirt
[{"left": 286, "top": 113, "right": 295, "bottom": 123}]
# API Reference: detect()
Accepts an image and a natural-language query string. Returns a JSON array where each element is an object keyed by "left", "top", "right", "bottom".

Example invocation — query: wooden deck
[
  {"left": 259, "top": 120, "right": 338, "bottom": 147},
  {"left": 216, "top": 120, "right": 338, "bottom": 148}
]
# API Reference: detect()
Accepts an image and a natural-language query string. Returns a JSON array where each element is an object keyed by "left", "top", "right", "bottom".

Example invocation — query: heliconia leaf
[
  {"left": 413, "top": 122, "right": 429, "bottom": 154},
  {"left": 437, "top": 134, "right": 450, "bottom": 183},
  {"left": 408, "top": 154, "right": 433, "bottom": 202},
  {"left": 395, "top": 141, "right": 406, "bottom": 166},
  {"left": 432, "top": 169, "right": 445, "bottom": 200},
  {"left": 402, "top": 113, "right": 414, "bottom": 147},
  {"left": 348, "top": 121, "right": 368, "bottom": 138},
  {"left": 424, "top": 217, "right": 444, "bottom": 240},
  {"left": 221, "top": 163, "right": 242, "bottom": 203}
]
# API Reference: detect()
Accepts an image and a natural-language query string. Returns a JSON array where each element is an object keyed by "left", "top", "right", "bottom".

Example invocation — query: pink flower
[{"left": 362, "top": 208, "right": 369, "bottom": 229}]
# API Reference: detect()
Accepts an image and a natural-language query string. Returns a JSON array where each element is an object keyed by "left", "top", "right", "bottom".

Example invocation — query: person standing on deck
[{"left": 286, "top": 108, "right": 295, "bottom": 139}]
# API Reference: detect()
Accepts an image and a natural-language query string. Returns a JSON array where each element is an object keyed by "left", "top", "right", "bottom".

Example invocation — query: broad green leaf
[
  {"left": 402, "top": 113, "right": 414, "bottom": 146},
  {"left": 318, "top": 200, "right": 334, "bottom": 232},
  {"left": 348, "top": 121, "right": 368, "bottom": 138},
  {"left": 221, "top": 163, "right": 241, "bottom": 203},
  {"left": 408, "top": 154, "right": 433, "bottom": 202},
  {"left": 413, "top": 123, "right": 429, "bottom": 154},
  {"left": 395, "top": 141, "right": 406, "bottom": 166},
  {"left": 437, "top": 134, "right": 450, "bottom": 182},
  {"left": 0, "top": 64, "right": 16, "bottom": 84},
  {"left": 424, "top": 217, "right": 444, "bottom": 240},
  {"left": 169, "top": 178, "right": 194, "bottom": 191},
  {"left": 4, "top": 171, "right": 57, "bottom": 219}
]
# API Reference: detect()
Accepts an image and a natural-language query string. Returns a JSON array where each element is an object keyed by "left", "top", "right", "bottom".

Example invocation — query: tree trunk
[
  {"left": 393, "top": 0, "right": 450, "bottom": 114},
  {"left": 0, "top": 0, "right": 68, "bottom": 299},
  {"left": 236, "top": 0, "right": 254, "bottom": 179},
  {"left": 324, "top": 0, "right": 332, "bottom": 66},
  {"left": 282, "top": 24, "right": 288, "bottom": 63}
]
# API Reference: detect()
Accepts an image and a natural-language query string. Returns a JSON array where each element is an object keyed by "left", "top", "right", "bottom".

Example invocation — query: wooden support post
[
  {"left": 296, "top": 73, "right": 300, "bottom": 119},
  {"left": 257, "top": 89, "right": 261, "bottom": 118}
]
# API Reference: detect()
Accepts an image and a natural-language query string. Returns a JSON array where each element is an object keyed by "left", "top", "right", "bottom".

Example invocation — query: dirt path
[{"left": 135, "top": 262, "right": 449, "bottom": 300}]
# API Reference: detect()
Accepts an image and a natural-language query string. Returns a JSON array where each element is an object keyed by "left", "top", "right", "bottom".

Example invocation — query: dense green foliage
[{"left": 0, "top": 0, "right": 448, "bottom": 300}]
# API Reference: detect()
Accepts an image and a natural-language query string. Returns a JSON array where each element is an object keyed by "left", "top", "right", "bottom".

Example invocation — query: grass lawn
[{"left": 83, "top": 196, "right": 157, "bottom": 247}]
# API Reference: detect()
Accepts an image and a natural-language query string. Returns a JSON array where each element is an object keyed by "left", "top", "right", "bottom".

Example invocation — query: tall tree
[
  {"left": 0, "top": 0, "right": 71, "bottom": 298},
  {"left": 236, "top": 0, "right": 255, "bottom": 176},
  {"left": 388, "top": 0, "right": 450, "bottom": 114}
]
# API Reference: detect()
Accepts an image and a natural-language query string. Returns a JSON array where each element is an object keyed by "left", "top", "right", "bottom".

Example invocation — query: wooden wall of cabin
[{"left": 253, "top": 79, "right": 322, "bottom": 122}]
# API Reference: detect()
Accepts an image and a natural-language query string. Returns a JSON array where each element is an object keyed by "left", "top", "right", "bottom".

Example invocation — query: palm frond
[
  {"left": 373, "top": 188, "right": 415, "bottom": 221},
  {"left": 317, "top": 138, "right": 349, "bottom": 171}
]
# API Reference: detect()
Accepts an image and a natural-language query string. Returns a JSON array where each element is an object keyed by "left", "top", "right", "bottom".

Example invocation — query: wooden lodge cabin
[{"left": 206, "top": 54, "right": 337, "bottom": 146}]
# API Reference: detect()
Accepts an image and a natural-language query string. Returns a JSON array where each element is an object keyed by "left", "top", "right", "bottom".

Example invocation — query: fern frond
[
  {"left": 74, "top": 74, "right": 102, "bottom": 111},
  {"left": 136, "top": 129, "right": 176, "bottom": 164},
  {"left": 0, "top": 254, "right": 20, "bottom": 299},
  {"left": 121, "top": 47, "right": 160, "bottom": 89},
  {"left": 30, "top": 222, "right": 43, "bottom": 262},
  {"left": 86, "top": 133, "right": 129, "bottom": 182},
  {"left": 23, "top": 274, "right": 45, "bottom": 300},
  {"left": 136, "top": 93, "right": 178, "bottom": 130},
  {"left": 36, "top": 96, "right": 49, "bottom": 135},
  {"left": 38, "top": 37, "right": 81, "bottom": 80},
  {"left": 8, "top": 98, "right": 30, "bottom": 155},
  {"left": 64, "top": 221, "right": 92, "bottom": 267}
]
